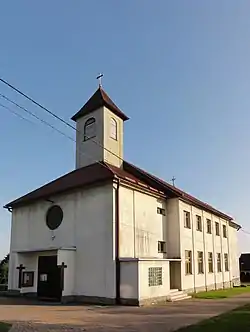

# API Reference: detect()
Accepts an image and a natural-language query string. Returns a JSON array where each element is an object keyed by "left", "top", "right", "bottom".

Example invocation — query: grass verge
[
  {"left": 176, "top": 304, "right": 250, "bottom": 331},
  {"left": 192, "top": 286, "right": 250, "bottom": 299},
  {"left": 0, "top": 323, "right": 12, "bottom": 332}
]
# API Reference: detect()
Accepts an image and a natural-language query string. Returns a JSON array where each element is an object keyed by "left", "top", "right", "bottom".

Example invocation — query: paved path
[{"left": 0, "top": 294, "right": 250, "bottom": 332}]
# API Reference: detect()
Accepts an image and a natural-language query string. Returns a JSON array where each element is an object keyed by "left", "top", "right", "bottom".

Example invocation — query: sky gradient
[{"left": 1, "top": 1, "right": 250, "bottom": 258}]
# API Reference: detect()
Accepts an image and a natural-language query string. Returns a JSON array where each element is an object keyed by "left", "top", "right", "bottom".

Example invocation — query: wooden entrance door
[{"left": 37, "top": 256, "right": 62, "bottom": 301}]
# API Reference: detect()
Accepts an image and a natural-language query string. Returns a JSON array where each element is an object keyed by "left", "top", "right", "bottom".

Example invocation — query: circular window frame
[{"left": 46, "top": 205, "right": 63, "bottom": 230}]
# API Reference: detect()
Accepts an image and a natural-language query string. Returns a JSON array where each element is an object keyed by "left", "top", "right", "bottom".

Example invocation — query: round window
[{"left": 46, "top": 205, "right": 63, "bottom": 230}]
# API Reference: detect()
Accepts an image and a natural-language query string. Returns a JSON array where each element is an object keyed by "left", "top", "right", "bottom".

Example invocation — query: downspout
[
  {"left": 212, "top": 215, "right": 217, "bottom": 289},
  {"left": 115, "top": 179, "right": 120, "bottom": 304},
  {"left": 202, "top": 211, "right": 207, "bottom": 291},
  {"left": 191, "top": 207, "right": 196, "bottom": 292},
  {"left": 227, "top": 221, "right": 232, "bottom": 286},
  {"left": 219, "top": 218, "right": 225, "bottom": 288}
]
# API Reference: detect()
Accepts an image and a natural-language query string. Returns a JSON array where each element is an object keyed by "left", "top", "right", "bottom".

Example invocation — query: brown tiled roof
[
  {"left": 4, "top": 162, "right": 156, "bottom": 209},
  {"left": 5, "top": 160, "right": 238, "bottom": 226},
  {"left": 5, "top": 163, "right": 114, "bottom": 209},
  {"left": 71, "top": 87, "right": 129, "bottom": 121},
  {"left": 123, "top": 161, "right": 235, "bottom": 222}
]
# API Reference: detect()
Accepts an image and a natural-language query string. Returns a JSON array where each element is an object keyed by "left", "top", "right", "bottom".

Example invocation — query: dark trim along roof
[
  {"left": 4, "top": 161, "right": 241, "bottom": 228},
  {"left": 71, "top": 87, "right": 129, "bottom": 122}
]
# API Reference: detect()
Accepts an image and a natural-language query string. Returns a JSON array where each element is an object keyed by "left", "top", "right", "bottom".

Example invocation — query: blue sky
[{"left": 0, "top": 0, "right": 250, "bottom": 258}]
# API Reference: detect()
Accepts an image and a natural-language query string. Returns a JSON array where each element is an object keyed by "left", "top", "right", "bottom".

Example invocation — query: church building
[{"left": 5, "top": 86, "right": 241, "bottom": 305}]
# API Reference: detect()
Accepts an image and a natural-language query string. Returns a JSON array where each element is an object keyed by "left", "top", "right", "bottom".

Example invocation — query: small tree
[{"left": 0, "top": 254, "right": 9, "bottom": 285}]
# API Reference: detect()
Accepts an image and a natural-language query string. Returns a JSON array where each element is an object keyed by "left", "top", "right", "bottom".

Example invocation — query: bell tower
[{"left": 71, "top": 85, "right": 129, "bottom": 169}]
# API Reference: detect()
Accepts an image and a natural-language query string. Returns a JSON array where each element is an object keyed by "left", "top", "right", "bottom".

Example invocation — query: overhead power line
[
  {"left": 0, "top": 92, "right": 75, "bottom": 141},
  {"left": 0, "top": 78, "right": 76, "bottom": 131},
  {"left": 0, "top": 93, "right": 114, "bottom": 174},
  {"left": 0, "top": 102, "right": 34, "bottom": 124},
  {"left": 0, "top": 77, "right": 125, "bottom": 163}
]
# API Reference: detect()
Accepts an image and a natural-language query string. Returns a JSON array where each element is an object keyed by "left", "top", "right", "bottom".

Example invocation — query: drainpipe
[
  {"left": 219, "top": 218, "right": 225, "bottom": 288},
  {"left": 115, "top": 179, "right": 120, "bottom": 304},
  {"left": 212, "top": 215, "right": 217, "bottom": 289},
  {"left": 191, "top": 207, "right": 196, "bottom": 292},
  {"left": 227, "top": 221, "right": 232, "bottom": 286},
  {"left": 202, "top": 211, "right": 207, "bottom": 291}
]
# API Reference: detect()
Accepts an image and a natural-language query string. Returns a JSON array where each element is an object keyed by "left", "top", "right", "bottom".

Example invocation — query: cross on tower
[
  {"left": 96, "top": 73, "right": 103, "bottom": 87},
  {"left": 171, "top": 176, "right": 176, "bottom": 186},
  {"left": 16, "top": 264, "right": 26, "bottom": 288},
  {"left": 58, "top": 262, "right": 67, "bottom": 291}
]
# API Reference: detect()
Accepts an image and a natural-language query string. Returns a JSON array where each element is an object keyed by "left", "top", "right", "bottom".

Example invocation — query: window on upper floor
[
  {"left": 208, "top": 252, "right": 213, "bottom": 273},
  {"left": 110, "top": 117, "right": 117, "bottom": 140},
  {"left": 224, "top": 253, "right": 229, "bottom": 271},
  {"left": 196, "top": 215, "right": 202, "bottom": 232},
  {"left": 184, "top": 211, "right": 191, "bottom": 229},
  {"left": 158, "top": 241, "right": 166, "bottom": 253},
  {"left": 223, "top": 225, "right": 227, "bottom": 238},
  {"left": 207, "top": 219, "right": 212, "bottom": 234},
  {"left": 157, "top": 207, "right": 166, "bottom": 216},
  {"left": 185, "top": 250, "right": 192, "bottom": 275},
  {"left": 197, "top": 251, "right": 204, "bottom": 274},
  {"left": 215, "top": 222, "right": 220, "bottom": 236},
  {"left": 217, "top": 253, "right": 222, "bottom": 272},
  {"left": 84, "top": 117, "right": 96, "bottom": 141}
]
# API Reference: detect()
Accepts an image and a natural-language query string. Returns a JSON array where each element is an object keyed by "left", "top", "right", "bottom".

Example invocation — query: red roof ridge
[
  {"left": 71, "top": 87, "right": 129, "bottom": 122},
  {"left": 123, "top": 161, "right": 234, "bottom": 222}
]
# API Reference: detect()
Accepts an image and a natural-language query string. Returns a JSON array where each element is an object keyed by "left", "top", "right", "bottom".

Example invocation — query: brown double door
[{"left": 37, "top": 256, "right": 62, "bottom": 301}]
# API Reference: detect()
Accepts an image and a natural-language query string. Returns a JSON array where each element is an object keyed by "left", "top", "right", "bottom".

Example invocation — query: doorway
[{"left": 37, "top": 255, "right": 62, "bottom": 301}]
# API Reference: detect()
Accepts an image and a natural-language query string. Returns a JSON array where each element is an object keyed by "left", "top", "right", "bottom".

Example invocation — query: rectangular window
[
  {"left": 157, "top": 207, "right": 166, "bottom": 216},
  {"left": 207, "top": 219, "right": 212, "bottom": 234},
  {"left": 185, "top": 250, "right": 192, "bottom": 275},
  {"left": 215, "top": 222, "right": 220, "bottom": 236},
  {"left": 158, "top": 241, "right": 166, "bottom": 253},
  {"left": 217, "top": 253, "right": 222, "bottom": 272},
  {"left": 148, "top": 267, "right": 162, "bottom": 286},
  {"left": 208, "top": 252, "right": 213, "bottom": 273},
  {"left": 224, "top": 253, "right": 229, "bottom": 271},
  {"left": 197, "top": 251, "right": 204, "bottom": 274},
  {"left": 196, "top": 215, "right": 202, "bottom": 232},
  {"left": 223, "top": 225, "right": 227, "bottom": 238},
  {"left": 184, "top": 211, "right": 191, "bottom": 229}
]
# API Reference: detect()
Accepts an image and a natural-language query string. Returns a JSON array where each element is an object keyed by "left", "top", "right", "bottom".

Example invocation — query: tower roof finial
[{"left": 96, "top": 73, "right": 103, "bottom": 88}]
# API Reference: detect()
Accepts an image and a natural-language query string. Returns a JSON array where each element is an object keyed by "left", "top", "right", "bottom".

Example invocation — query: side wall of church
[
  {"left": 178, "top": 200, "right": 240, "bottom": 293},
  {"left": 119, "top": 185, "right": 167, "bottom": 258}
]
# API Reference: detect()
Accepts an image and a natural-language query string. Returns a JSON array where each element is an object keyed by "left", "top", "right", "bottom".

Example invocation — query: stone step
[
  {"left": 169, "top": 289, "right": 179, "bottom": 293},
  {"left": 171, "top": 295, "right": 192, "bottom": 302},
  {"left": 167, "top": 290, "right": 191, "bottom": 302}
]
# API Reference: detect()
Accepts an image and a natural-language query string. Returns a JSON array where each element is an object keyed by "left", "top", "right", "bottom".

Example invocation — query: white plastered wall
[
  {"left": 9, "top": 183, "right": 116, "bottom": 299},
  {"left": 178, "top": 200, "right": 239, "bottom": 292}
]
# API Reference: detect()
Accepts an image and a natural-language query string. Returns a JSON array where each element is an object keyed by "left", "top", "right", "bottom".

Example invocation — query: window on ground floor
[
  {"left": 217, "top": 253, "right": 222, "bottom": 272},
  {"left": 197, "top": 251, "right": 204, "bottom": 274},
  {"left": 148, "top": 267, "right": 162, "bottom": 286},
  {"left": 224, "top": 253, "right": 229, "bottom": 271},
  {"left": 208, "top": 252, "right": 213, "bottom": 273},
  {"left": 185, "top": 250, "right": 192, "bottom": 275}
]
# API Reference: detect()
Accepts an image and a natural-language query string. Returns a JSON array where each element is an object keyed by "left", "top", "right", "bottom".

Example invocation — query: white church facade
[{"left": 5, "top": 87, "right": 241, "bottom": 305}]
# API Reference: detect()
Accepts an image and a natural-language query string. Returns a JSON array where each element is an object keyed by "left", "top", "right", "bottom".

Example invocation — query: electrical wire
[
  {"left": 0, "top": 94, "right": 115, "bottom": 174},
  {"left": 0, "top": 77, "right": 125, "bottom": 163},
  {"left": 0, "top": 102, "right": 34, "bottom": 125}
]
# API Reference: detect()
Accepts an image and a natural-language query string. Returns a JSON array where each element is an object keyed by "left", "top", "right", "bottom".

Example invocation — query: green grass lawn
[
  {"left": 192, "top": 286, "right": 250, "bottom": 299},
  {"left": 176, "top": 304, "right": 250, "bottom": 331},
  {"left": 0, "top": 323, "right": 11, "bottom": 332}
]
